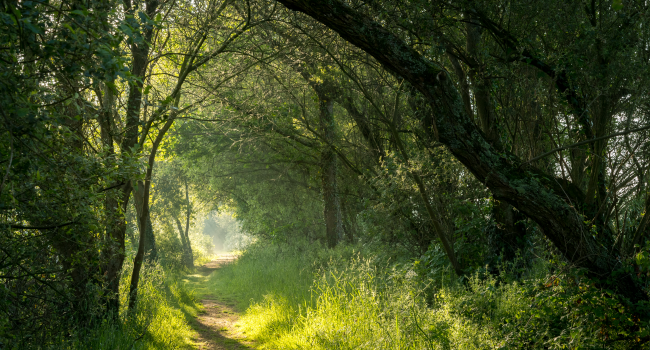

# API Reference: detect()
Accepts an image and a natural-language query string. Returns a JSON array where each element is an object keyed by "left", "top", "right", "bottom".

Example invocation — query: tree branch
[{"left": 528, "top": 124, "right": 650, "bottom": 164}]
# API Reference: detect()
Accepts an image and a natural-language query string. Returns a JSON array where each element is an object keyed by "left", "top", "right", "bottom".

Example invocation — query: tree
[
  {"left": 126, "top": 0, "right": 269, "bottom": 308},
  {"left": 274, "top": 0, "right": 650, "bottom": 307},
  {"left": 0, "top": 0, "right": 140, "bottom": 340}
]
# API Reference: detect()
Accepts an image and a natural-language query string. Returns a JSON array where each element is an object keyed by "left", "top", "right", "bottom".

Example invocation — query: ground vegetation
[{"left": 2, "top": 0, "right": 650, "bottom": 348}]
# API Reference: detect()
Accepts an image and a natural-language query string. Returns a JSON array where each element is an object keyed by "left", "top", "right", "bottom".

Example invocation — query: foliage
[
  {"left": 0, "top": 0, "right": 140, "bottom": 343},
  {"left": 4, "top": 0, "right": 650, "bottom": 345},
  {"left": 1, "top": 257, "right": 200, "bottom": 350},
  {"left": 211, "top": 240, "right": 650, "bottom": 349},
  {"left": 174, "top": 116, "right": 329, "bottom": 243}
]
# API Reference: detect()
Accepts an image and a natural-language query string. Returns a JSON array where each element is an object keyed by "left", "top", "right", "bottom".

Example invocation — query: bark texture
[
  {"left": 98, "top": 83, "right": 130, "bottom": 316},
  {"left": 128, "top": 115, "right": 174, "bottom": 309},
  {"left": 318, "top": 93, "right": 344, "bottom": 248},
  {"left": 464, "top": 20, "right": 526, "bottom": 264},
  {"left": 275, "top": 0, "right": 647, "bottom": 304}
]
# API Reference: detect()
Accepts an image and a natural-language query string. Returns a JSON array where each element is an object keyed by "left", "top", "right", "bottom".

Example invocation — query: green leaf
[{"left": 23, "top": 21, "right": 43, "bottom": 34}]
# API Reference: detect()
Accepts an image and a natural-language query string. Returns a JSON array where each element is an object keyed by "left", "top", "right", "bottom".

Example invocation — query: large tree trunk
[
  {"left": 97, "top": 83, "right": 130, "bottom": 317},
  {"left": 489, "top": 200, "right": 527, "bottom": 264},
  {"left": 120, "top": 0, "right": 160, "bottom": 311},
  {"left": 295, "top": 65, "right": 345, "bottom": 249},
  {"left": 464, "top": 20, "right": 527, "bottom": 264},
  {"left": 275, "top": 0, "right": 647, "bottom": 304},
  {"left": 318, "top": 93, "right": 344, "bottom": 248},
  {"left": 100, "top": 184, "right": 131, "bottom": 316}
]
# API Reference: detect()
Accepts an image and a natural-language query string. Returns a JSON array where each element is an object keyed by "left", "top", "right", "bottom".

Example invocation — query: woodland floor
[{"left": 184, "top": 255, "right": 255, "bottom": 350}]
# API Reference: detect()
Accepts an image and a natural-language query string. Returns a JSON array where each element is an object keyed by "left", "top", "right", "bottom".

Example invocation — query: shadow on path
[{"left": 188, "top": 254, "right": 254, "bottom": 350}]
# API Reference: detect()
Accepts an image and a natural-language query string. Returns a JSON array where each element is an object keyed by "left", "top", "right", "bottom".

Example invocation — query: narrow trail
[{"left": 187, "top": 254, "right": 255, "bottom": 350}]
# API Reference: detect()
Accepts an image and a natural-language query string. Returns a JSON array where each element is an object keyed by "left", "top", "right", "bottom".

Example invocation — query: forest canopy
[{"left": 2, "top": 0, "right": 650, "bottom": 348}]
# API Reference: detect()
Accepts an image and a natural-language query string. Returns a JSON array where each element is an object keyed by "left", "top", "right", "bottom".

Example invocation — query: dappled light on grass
[
  {"left": 5, "top": 0, "right": 650, "bottom": 347},
  {"left": 207, "top": 242, "right": 494, "bottom": 349},
  {"left": 208, "top": 242, "right": 640, "bottom": 349},
  {"left": 58, "top": 261, "right": 200, "bottom": 349}
]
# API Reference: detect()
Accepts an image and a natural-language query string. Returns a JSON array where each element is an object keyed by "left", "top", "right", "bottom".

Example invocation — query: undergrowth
[
  {"left": 57, "top": 260, "right": 201, "bottom": 350},
  {"left": 209, "top": 241, "right": 642, "bottom": 349}
]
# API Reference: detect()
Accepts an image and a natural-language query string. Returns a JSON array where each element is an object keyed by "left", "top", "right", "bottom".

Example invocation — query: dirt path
[{"left": 188, "top": 254, "right": 255, "bottom": 350}]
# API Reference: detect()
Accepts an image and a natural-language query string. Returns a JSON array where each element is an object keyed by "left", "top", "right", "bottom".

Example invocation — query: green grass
[
  {"left": 208, "top": 242, "right": 466, "bottom": 349},
  {"left": 53, "top": 241, "right": 640, "bottom": 349},
  {"left": 207, "top": 241, "right": 628, "bottom": 350},
  {"left": 59, "top": 260, "right": 203, "bottom": 350}
]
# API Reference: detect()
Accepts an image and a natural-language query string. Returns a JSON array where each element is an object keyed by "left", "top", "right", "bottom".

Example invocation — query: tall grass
[
  {"left": 57, "top": 260, "right": 201, "bottom": 350},
  {"left": 209, "top": 241, "right": 625, "bottom": 349}
]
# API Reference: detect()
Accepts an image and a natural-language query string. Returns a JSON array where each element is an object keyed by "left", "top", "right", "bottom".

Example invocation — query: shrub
[{"left": 208, "top": 240, "right": 647, "bottom": 349}]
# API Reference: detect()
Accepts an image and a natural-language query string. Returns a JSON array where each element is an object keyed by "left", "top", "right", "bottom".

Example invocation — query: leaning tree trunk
[
  {"left": 118, "top": 0, "right": 160, "bottom": 311},
  {"left": 464, "top": 19, "right": 526, "bottom": 265},
  {"left": 275, "top": 0, "right": 648, "bottom": 304},
  {"left": 128, "top": 115, "right": 174, "bottom": 310}
]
